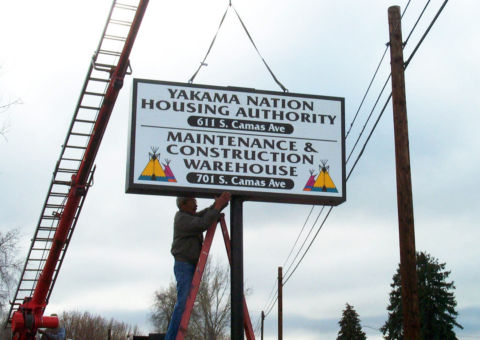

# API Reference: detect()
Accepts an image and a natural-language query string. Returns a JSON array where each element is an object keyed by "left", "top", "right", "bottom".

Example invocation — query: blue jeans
[{"left": 165, "top": 260, "right": 196, "bottom": 340}]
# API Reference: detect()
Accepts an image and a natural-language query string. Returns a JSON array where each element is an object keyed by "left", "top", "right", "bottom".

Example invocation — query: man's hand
[{"left": 214, "top": 192, "right": 232, "bottom": 211}]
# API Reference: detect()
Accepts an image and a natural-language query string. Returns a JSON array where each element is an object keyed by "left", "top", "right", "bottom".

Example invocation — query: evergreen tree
[
  {"left": 381, "top": 251, "right": 463, "bottom": 339},
  {"left": 337, "top": 303, "right": 367, "bottom": 340}
]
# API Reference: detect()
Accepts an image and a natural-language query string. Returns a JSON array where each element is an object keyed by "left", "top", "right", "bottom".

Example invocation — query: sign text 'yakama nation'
[{"left": 126, "top": 79, "right": 346, "bottom": 205}]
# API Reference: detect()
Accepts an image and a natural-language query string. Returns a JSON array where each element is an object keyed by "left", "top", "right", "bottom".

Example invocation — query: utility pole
[
  {"left": 261, "top": 311, "right": 265, "bottom": 340},
  {"left": 388, "top": 6, "right": 421, "bottom": 340},
  {"left": 278, "top": 267, "right": 283, "bottom": 340}
]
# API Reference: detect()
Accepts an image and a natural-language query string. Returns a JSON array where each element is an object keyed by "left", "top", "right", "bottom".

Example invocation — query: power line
[
  {"left": 345, "top": 0, "right": 412, "bottom": 140},
  {"left": 405, "top": 0, "right": 449, "bottom": 68},
  {"left": 349, "top": 0, "right": 449, "bottom": 180},
  {"left": 288, "top": 0, "right": 450, "bottom": 282},
  {"left": 278, "top": 5, "right": 410, "bottom": 284},
  {"left": 347, "top": 93, "right": 392, "bottom": 181},
  {"left": 258, "top": 0, "right": 449, "bottom": 326},
  {"left": 283, "top": 206, "right": 325, "bottom": 279},
  {"left": 264, "top": 295, "right": 278, "bottom": 317},
  {"left": 403, "top": 0, "right": 431, "bottom": 48},
  {"left": 261, "top": 277, "right": 278, "bottom": 317},
  {"left": 279, "top": 1, "right": 418, "bottom": 281},
  {"left": 346, "top": 74, "right": 392, "bottom": 165},
  {"left": 281, "top": 205, "right": 315, "bottom": 269},
  {"left": 345, "top": 46, "right": 389, "bottom": 140},
  {"left": 346, "top": 0, "right": 431, "bottom": 166},
  {"left": 283, "top": 206, "right": 333, "bottom": 285}
]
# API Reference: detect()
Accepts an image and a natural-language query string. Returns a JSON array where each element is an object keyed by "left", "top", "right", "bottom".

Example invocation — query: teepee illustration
[
  {"left": 162, "top": 159, "right": 177, "bottom": 183},
  {"left": 303, "top": 169, "right": 317, "bottom": 191},
  {"left": 138, "top": 147, "right": 170, "bottom": 182},
  {"left": 303, "top": 159, "right": 338, "bottom": 193}
]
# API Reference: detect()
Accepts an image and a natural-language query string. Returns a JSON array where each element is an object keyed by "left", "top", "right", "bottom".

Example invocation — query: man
[
  {"left": 165, "top": 192, "right": 231, "bottom": 340},
  {"left": 37, "top": 314, "right": 66, "bottom": 340}
]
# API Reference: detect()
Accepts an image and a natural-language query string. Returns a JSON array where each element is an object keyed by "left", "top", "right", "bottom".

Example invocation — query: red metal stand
[{"left": 175, "top": 216, "right": 255, "bottom": 340}]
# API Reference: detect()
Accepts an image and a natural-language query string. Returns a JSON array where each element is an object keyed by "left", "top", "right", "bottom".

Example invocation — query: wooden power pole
[
  {"left": 261, "top": 311, "right": 265, "bottom": 340},
  {"left": 388, "top": 6, "right": 421, "bottom": 339},
  {"left": 278, "top": 267, "right": 283, "bottom": 340}
]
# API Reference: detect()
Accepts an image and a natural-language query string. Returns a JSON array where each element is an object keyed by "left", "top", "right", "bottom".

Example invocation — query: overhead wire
[
  {"left": 264, "top": 295, "right": 279, "bottom": 317},
  {"left": 403, "top": 0, "right": 431, "bottom": 48},
  {"left": 283, "top": 206, "right": 333, "bottom": 285},
  {"left": 261, "top": 277, "right": 279, "bottom": 315},
  {"left": 264, "top": 291, "right": 279, "bottom": 317},
  {"left": 281, "top": 205, "right": 315, "bottom": 269},
  {"left": 346, "top": 74, "right": 392, "bottom": 165},
  {"left": 346, "top": 1, "right": 417, "bottom": 164},
  {"left": 345, "top": 0, "right": 411, "bottom": 140},
  {"left": 253, "top": 318, "right": 262, "bottom": 337},
  {"left": 282, "top": 206, "right": 325, "bottom": 279},
  {"left": 349, "top": 0, "right": 448, "bottom": 179},
  {"left": 404, "top": 0, "right": 449, "bottom": 68},
  {"left": 347, "top": 93, "right": 392, "bottom": 181},
  {"left": 282, "top": 0, "right": 414, "bottom": 281},
  {"left": 287, "top": 0, "right": 446, "bottom": 284},
  {"left": 345, "top": 47, "right": 389, "bottom": 140},
  {"left": 259, "top": 0, "right": 449, "bottom": 326}
]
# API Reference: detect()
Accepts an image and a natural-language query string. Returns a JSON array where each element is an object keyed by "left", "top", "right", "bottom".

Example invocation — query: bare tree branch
[
  {"left": 0, "top": 228, "right": 22, "bottom": 311},
  {"left": 61, "top": 310, "right": 143, "bottom": 340},
  {"left": 0, "top": 97, "right": 23, "bottom": 113},
  {"left": 1, "top": 65, "right": 24, "bottom": 141}
]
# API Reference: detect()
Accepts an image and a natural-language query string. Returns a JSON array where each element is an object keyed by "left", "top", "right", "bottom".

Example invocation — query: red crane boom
[{"left": 8, "top": 1, "right": 149, "bottom": 338}]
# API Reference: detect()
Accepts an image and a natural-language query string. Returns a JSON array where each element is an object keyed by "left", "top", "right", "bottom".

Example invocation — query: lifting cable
[
  {"left": 188, "top": 2, "right": 288, "bottom": 92},
  {"left": 188, "top": 5, "right": 230, "bottom": 84}
]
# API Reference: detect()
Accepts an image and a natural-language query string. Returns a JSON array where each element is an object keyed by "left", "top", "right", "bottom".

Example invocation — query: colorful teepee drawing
[
  {"left": 303, "top": 159, "right": 338, "bottom": 193},
  {"left": 138, "top": 147, "right": 177, "bottom": 182},
  {"left": 162, "top": 159, "right": 177, "bottom": 182},
  {"left": 303, "top": 169, "right": 317, "bottom": 191}
]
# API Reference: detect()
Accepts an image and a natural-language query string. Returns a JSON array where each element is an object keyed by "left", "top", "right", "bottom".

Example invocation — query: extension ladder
[
  {"left": 176, "top": 216, "right": 255, "bottom": 340},
  {"left": 6, "top": 0, "right": 148, "bottom": 329}
]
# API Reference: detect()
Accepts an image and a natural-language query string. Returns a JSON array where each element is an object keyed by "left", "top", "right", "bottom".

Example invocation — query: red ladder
[
  {"left": 7, "top": 1, "right": 150, "bottom": 338},
  {"left": 176, "top": 216, "right": 255, "bottom": 340}
]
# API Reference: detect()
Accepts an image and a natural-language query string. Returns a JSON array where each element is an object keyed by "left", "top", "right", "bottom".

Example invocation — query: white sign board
[{"left": 126, "top": 79, "right": 346, "bottom": 205}]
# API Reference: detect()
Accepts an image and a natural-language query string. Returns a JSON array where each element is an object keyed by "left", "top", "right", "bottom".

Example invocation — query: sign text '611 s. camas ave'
[{"left": 126, "top": 79, "right": 346, "bottom": 206}]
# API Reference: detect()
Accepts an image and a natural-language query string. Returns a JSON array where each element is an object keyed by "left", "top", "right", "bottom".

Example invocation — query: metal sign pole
[
  {"left": 278, "top": 267, "right": 283, "bottom": 340},
  {"left": 230, "top": 196, "right": 244, "bottom": 339}
]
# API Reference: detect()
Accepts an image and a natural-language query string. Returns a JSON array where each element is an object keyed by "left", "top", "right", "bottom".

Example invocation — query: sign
[{"left": 126, "top": 79, "right": 346, "bottom": 205}]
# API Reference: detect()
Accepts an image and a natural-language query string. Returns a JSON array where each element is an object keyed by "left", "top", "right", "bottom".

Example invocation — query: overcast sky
[{"left": 1, "top": 0, "right": 479, "bottom": 339}]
